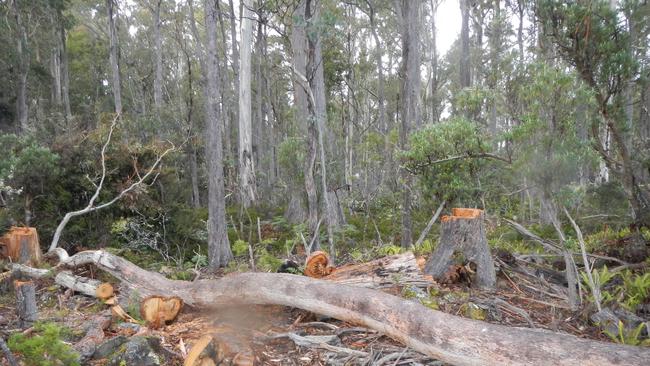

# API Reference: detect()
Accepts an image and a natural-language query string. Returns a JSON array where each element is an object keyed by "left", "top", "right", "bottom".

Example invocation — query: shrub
[{"left": 8, "top": 322, "right": 80, "bottom": 366}]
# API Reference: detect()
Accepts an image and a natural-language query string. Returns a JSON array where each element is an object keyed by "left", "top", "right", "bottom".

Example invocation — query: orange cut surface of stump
[
  {"left": 304, "top": 251, "right": 334, "bottom": 278},
  {"left": 441, "top": 208, "right": 483, "bottom": 222},
  {"left": 0, "top": 227, "right": 42, "bottom": 264}
]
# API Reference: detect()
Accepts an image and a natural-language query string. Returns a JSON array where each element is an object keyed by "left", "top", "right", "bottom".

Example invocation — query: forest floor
[{"left": 0, "top": 242, "right": 630, "bottom": 366}]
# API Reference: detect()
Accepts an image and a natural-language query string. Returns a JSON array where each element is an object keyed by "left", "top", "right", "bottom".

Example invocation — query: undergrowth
[{"left": 8, "top": 322, "right": 80, "bottom": 366}]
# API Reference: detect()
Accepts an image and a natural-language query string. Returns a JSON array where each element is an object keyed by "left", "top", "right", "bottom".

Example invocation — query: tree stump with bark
[
  {"left": 424, "top": 208, "right": 496, "bottom": 289},
  {"left": 14, "top": 280, "right": 38, "bottom": 328},
  {"left": 0, "top": 227, "right": 42, "bottom": 265}
]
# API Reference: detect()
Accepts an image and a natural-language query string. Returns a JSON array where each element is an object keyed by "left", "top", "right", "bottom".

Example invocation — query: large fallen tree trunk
[{"left": 12, "top": 250, "right": 650, "bottom": 366}]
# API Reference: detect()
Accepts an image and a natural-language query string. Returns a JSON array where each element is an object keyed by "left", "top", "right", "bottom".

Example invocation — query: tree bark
[
  {"left": 152, "top": 0, "right": 163, "bottom": 114},
  {"left": 204, "top": 0, "right": 233, "bottom": 268},
  {"left": 424, "top": 209, "right": 496, "bottom": 289},
  {"left": 366, "top": 0, "right": 386, "bottom": 133},
  {"left": 238, "top": 0, "right": 257, "bottom": 207},
  {"left": 459, "top": 0, "right": 471, "bottom": 90},
  {"left": 19, "top": 249, "right": 650, "bottom": 366},
  {"left": 106, "top": 0, "right": 122, "bottom": 115},
  {"left": 291, "top": 0, "right": 320, "bottom": 251},
  {"left": 11, "top": 0, "right": 29, "bottom": 132},
  {"left": 59, "top": 13, "right": 72, "bottom": 120},
  {"left": 396, "top": 0, "right": 421, "bottom": 248},
  {"left": 15, "top": 280, "right": 38, "bottom": 328}
]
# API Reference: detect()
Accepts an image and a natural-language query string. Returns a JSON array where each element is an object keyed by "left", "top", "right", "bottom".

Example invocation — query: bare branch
[{"left": 48, "top": 120, "right": 175, "bottom": 252}]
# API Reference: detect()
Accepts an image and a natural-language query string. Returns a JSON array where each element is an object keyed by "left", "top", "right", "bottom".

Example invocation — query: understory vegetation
[{"left": 1, "top": 0, "right": 650, "bottom": 363}]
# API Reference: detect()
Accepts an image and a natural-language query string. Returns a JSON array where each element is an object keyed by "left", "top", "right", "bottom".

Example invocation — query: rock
[
  {"left": 591, "top": 308, "right": 621, "bottom": 336},
  {"left": 93, "top": 335, "right": 128, "bottom": 360},
  {"left": 107, "top": 336, "right": 164, "bottom": 366},
  {"left": 613, "top": 307, "right": 648, "bottom": 336}
]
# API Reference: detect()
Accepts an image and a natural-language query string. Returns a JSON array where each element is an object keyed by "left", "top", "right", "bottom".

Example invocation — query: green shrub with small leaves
[
  {"left": 232, "top": 239, "right": 249, "bottom": 257},
  {"left": 8, "top": 322, "right": 80, "bottom": 366},
  {"left": 376, "top": 245, "right": 402, "bottom": 256}
]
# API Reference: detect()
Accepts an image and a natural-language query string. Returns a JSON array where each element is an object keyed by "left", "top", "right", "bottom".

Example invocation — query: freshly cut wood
[
  {"left": 14, "top": 280, "right": 38, "bottom": 328},
  {"left": 424, "top": 208, "right": 496, "bottom": 289},
  {"left": 304, "top": 251, "right": 334, "bottom": 278},
  {"left": 25, "top": 249, "right": 650, "bottom": 366},
  {"left": 111, "top": 304, "right": 137, "bottom": 323},
  {"left": 184, "top": 335, "right": 215, "bottom": 366},
  {"left": 0, "top": 227, "right": 42, "bottom": 265},
  {"left": 95, "top": 282, "right": 114, "bottom": 300},
  {"left": 322, "top": 252, "right": 433, "bottom": 289},
  {"left": 140, "top": 295, "right": 183, "bottom": 329},
  {"left": 184, "top": 328, "right": 253, "bottom": 366}
]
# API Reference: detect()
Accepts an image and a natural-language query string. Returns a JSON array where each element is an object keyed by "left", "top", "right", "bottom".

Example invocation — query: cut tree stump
[
  {"left": 12, "top": 249, "right": 650, "bottom": 366},
  {"left": 14, "top": 280, "right": 38, "bottom": 328},
  {"left": 424, "top": 208, "right": 496, "bottom": 289},
  {"left": 0, "top": 227, "right": 42, "bottom": 265}
]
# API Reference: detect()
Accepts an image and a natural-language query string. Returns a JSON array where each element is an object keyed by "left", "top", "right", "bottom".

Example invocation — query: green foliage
[
  {"left": 190, "top": 251, "right": 208, "bottom": 268},
  {"left": 8, "top": 322, "right": 80, "bottom": 366},
  {"left": 580, "top": 266, "right": 618, "bottom": 305},
  {"left": 604, "top": 321, "right": 650, "bottom": 346},
  {"left": 277, "top": 138, "right": 305, "bottom": 183},
  {"left": 413, "top": 239, "right": 435, "bottom": 256},
  {"left": 256, "top": 248, "right": 283, "bottom": 272},
  {"left": 620, "top": 270, "right": 650, "bottom": 311},
  {"left": 403, "top": 118, "right": 493, "bottom": 204},
  {"left": 461, "top": 303, "right": 487, "bottom": 321},
  {"left": 376, "top": 244, "right": 403, "bottom": 256},
  {"left": 232, "top": 239, "right": 250, "bottom": 257},
  {"left": 509, "top": 63, "right": 597, "bottom": 196}
]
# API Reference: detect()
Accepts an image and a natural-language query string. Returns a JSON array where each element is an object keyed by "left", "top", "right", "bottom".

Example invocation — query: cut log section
[
  {"left": 304, "top": 251, "right": 334, "bottom": 278},
  {"left": 111, "top": 304, "right": 137, "bottom": 323},
  {"left": 14, "top": 280, "right": 38, "bottom": 328},
  {"left": 424, "top": 208, "right": 496, "bottom": 289},
  {"left": 95, "top": 282, "right": 114, "bottom": 300},
  {"left": 140, "top": 295, "right": 183, "bottom": 329},
  {"left": 0, "top": 227, "right": 42, "bottom": 265}
]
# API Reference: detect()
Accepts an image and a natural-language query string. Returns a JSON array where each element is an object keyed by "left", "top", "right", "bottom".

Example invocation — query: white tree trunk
[{"left": 238, "top": 0, "right": 257, "bottom": 207}]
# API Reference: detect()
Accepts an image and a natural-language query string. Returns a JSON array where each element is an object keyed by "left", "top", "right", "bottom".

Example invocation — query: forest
[{"left": 0, "top": 0, "right": 649, "bottom": 365}]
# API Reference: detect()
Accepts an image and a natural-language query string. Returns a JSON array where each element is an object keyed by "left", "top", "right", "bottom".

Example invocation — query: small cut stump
[
  {"left": 424, "top": 208, "right": 496, "bottom": 289},
  {"left": 14, "top": 280, "right": 38, "bottom": 328}
]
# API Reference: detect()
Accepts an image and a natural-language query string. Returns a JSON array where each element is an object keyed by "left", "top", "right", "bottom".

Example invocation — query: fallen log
[
  {"left": 14, "top": 249, "right": 650, "bottom": 366},
  {"left": 321, "top": 252, "right": 433, "bottom": 289}
]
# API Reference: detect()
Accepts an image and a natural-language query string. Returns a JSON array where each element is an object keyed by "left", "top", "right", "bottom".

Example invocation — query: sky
[{"left": 435, "top": 0, "right": 462, "bottom": 56}]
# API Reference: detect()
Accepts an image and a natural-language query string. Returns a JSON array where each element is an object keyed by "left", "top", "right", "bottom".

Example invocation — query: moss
[{"left": 461, "top": 303, "right": 487, "bottom": 321}]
